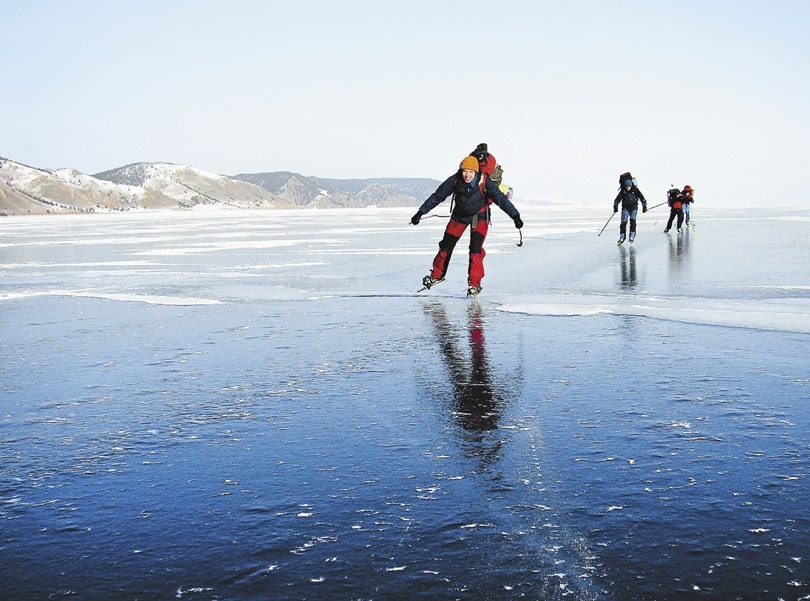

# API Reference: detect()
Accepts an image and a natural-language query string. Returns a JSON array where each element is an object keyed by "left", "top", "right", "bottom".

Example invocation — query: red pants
[{"left": 430, "top": 215, "right": 489, "bottom": 287}]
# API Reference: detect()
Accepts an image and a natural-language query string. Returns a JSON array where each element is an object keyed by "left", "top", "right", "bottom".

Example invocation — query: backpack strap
[
  {"left": 450, "top": 175, "right": 459, "bottom": 215},
  {"left": 479, "top": 173, "right": 492, "bottom": 224},
  {"left": 480, "top": 172, "right": 494, "bottom": 213}
]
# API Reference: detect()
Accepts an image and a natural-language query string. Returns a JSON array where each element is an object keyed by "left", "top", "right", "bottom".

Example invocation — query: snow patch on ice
[
  {"left": 134, "top": 239, "right": 299, "bottom": 255},
  {"left": 500, "top": 293, "right": 810, "bottom": 334},
  {"left": 0, "top": 290, "right": 222, "bottom": 305}
]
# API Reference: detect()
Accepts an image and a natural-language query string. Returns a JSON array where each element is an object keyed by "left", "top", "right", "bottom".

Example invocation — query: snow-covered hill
[
  {"left": 0, "top": 156, "right": 439, "bottom": 216},
  {"left": 0, "top": 158, "right": 290, "bottom": 215},
  {"left": 232, "top": 171, "right": 440, "bottom": 208}
]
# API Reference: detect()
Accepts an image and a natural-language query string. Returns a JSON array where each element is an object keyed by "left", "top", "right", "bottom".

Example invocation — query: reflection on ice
[
  {"left": 421, "top": 302, "right": 518, "bottom": 467},
  {"left": 618, "top": 244, "right": 637, "bottom": 289}
]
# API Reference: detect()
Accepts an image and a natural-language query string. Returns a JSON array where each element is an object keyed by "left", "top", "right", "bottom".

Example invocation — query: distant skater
[
  {"left": 664, "top": 187, "right": 685, "bottom": 233},
  {"left": 682, "top": 185, "right": 694, "bottom": 226},
  {"left": 613, "top": 178, "right": 647, "bottom": 244},
  {"left": 411, "top": 155, "right": 523, "bottom": 297}
]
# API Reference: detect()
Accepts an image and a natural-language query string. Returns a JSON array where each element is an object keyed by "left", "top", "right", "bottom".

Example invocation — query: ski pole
[
  {"left": 598, "top": 211, "right": 616, "bottom": 236},
  {"left": 647, "top": 200, "right": 668, "bottom": 211},
  {"left": 516, "top": 228, "right": 523, "bottom": 247}
]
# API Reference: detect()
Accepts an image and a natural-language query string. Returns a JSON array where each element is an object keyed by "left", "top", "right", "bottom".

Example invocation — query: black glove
[
  {"left": 514, "top": 216, "right": 523, "bottom": 229},
  {"left": 642, "top": 206, "right": 648, "bottom": 213},
  {"left": 410, "top": 212, "right": 422, "bottom": 225},
  {"left": 613, "top": 207, "right": 618, "bottom": 213}
]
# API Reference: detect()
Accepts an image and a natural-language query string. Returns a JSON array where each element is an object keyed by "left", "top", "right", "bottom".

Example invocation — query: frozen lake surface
[{"left": 1, "top": 205, "right": 809, "bottom": 600}]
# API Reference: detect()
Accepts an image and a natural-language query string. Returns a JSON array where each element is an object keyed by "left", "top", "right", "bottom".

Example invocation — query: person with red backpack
[
  {"left": 664, "top": 187, "right": 685, "bottom": 233},
  {"left": 410, "top": 154, "right": 523, "bottom": 297}
]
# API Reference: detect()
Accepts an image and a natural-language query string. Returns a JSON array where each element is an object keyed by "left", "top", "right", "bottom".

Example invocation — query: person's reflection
[
  {"left": 422, "top": 302, "right": 506, "bottom": 466},
  {"left": 667, "top": 228, "right": 691, "bottom": 280},
  {"left": 619, "top": 244, "right": 637, "bottom": 289}
]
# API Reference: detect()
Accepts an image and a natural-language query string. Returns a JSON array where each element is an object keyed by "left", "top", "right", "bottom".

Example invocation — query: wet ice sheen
[{"left": 1, "top": 206, "right": 808, "bottom": 600}]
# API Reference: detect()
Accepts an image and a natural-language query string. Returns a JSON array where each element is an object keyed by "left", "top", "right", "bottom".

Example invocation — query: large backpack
[
  {"left": 472, "top": 143, "right": 503, "bottom": 185},
  {"left": 667, "top": 187, "right": 683, "bottom": 209},
  {"left": 470, "top": 144, "right": 505, "bottom": 214},
  {"left": 619, "top": 171, "right": 638, "bottom": 188}
]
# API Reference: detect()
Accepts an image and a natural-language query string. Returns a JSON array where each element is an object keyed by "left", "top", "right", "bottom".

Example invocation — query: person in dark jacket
[
  {"left": 613, "top": 179, "right": 648, "bottom": 244},
  {"left": 411, "top": 155, "right": 523, "bottom": 297},
  {"left": 682, "top": 184, "right": 694, "bottom": 226},
  {"left": 664, "top": 187, "right": 685, "bottom": 233}
]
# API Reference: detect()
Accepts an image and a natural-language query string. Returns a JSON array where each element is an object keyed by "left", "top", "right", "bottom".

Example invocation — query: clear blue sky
[{"left": 2, "top": 0, "right": 808, "bottom": 206}]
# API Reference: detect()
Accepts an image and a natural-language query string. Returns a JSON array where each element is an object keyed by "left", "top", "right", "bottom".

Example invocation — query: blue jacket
[{"left": 417, "top": 171, "right": 521, "bottom": 225}]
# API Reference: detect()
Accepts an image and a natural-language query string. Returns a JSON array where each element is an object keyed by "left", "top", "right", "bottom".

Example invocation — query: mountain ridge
[{"left": 0, "top": 156, "right": 440, "bottom": 216}]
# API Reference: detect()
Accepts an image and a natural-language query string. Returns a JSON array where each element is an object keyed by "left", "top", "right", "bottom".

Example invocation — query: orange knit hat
[{"left": 460, "top": 156, "right": 479, "bottom": 172}]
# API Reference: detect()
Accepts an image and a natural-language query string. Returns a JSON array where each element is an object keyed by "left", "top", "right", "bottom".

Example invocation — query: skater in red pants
[{"left": 410, "top": 155, "right": 522, "bottom": 297}]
